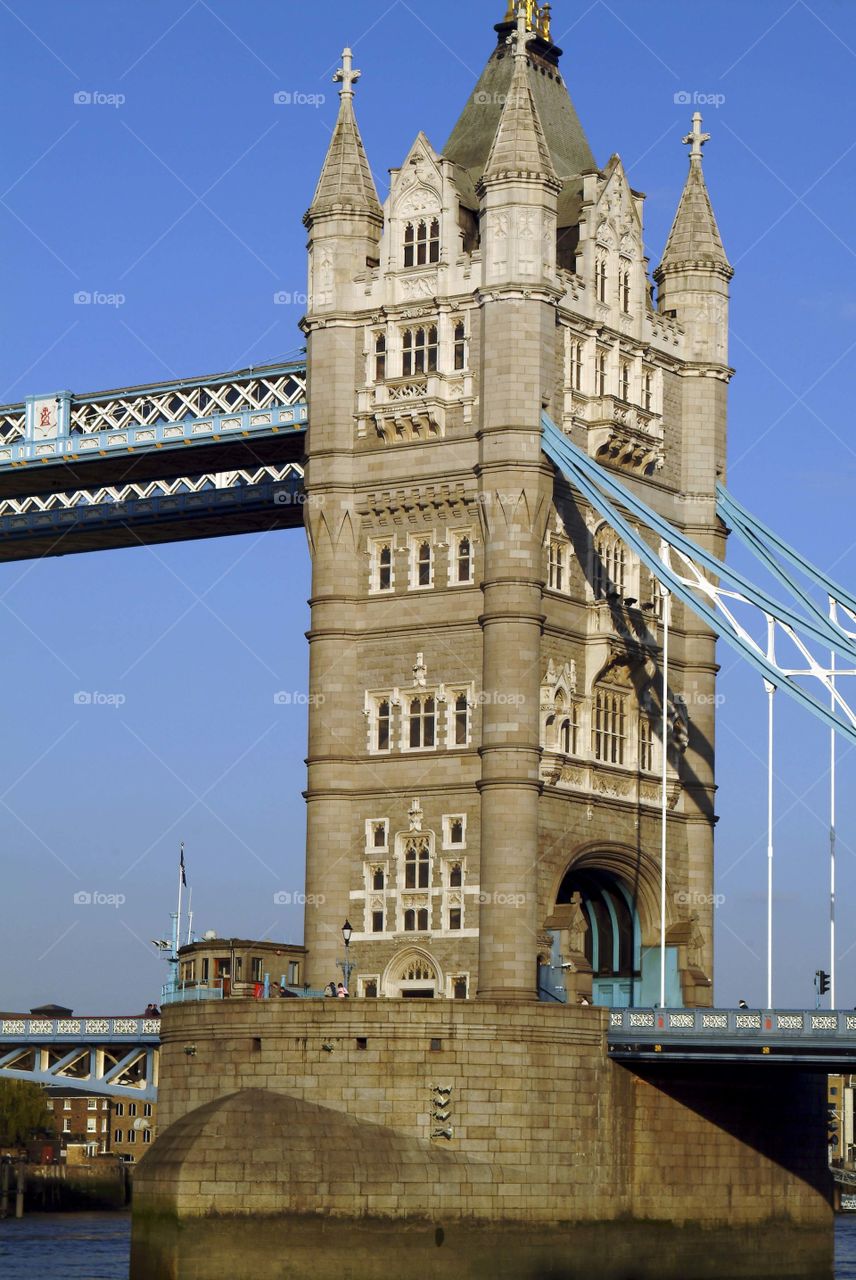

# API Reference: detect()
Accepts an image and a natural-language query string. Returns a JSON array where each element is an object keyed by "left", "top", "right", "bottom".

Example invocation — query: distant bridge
[
  {"left": 0, "top": 361, "right": 307, "bottom": 560},
  {"left": 0, "top": 1015, "right": 160, "bottom": 1100}
]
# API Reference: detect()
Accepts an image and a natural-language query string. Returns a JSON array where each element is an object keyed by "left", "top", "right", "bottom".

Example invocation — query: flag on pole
[{"left": 180, "top": 844, "right": 187, "bottom": 887}]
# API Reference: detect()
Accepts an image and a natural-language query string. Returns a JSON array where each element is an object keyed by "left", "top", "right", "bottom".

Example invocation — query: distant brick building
[{"left": 45, "top": 1087, "right": 157, "bottom": 1164}]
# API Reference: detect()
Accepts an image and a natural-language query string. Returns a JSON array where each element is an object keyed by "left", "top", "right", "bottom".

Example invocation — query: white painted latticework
[
  {"left": 735, "top": 1014, "right": 761, "bottom": 1029},
  {"left": 668, "top": 1013, "right": 694, "bottom": 1028},
  {"left": 810, "top": 1015, "right": 837, "bottom": 1031},
  {"left": 628, "top": 1012, "right": 655, "bottom": 1027},
  {"left": 776, "top": 1014, "right": 804, "bottom": 1030},
  {"left": 701, "top": 1013, "right": 728, "bottom": 1029}
]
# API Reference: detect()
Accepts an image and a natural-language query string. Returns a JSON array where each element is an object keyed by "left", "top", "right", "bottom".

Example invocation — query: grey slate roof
[
  {"left": 481, "top": 42, "right": 559, "bottom": 186},
  {"left": 445, "top": 43, "right": 596, "bottom": 189}
]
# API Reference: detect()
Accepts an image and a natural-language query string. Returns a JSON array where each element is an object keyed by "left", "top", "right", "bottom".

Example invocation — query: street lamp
[{"left": 340, "top": 919, "right": 354, "bottom": 992}]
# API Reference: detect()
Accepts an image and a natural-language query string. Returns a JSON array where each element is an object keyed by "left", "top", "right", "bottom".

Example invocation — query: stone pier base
[{"left": 131, "top": 1001, "right": 833, "bottom": 1279}]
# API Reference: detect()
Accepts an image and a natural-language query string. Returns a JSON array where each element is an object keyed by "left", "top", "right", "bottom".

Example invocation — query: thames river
[{"left": 3, "top": 1212, "right": 856, "bottom": 1279}]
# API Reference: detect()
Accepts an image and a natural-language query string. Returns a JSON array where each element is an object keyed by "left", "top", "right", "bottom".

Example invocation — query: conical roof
[
  {"left": 657, "top": 121, "right": 731, "bottom": 276},
  {"left": 481, "top": 29, "right": 559, "bottom": 186},
  {"left": 308, "top": 54, "right": 381, "bottom": 220},
  {"left": 445, "top": 20, "right": 595, "bottom": 186}
]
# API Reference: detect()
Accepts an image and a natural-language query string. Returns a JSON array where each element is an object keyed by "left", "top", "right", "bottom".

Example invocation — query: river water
[{"left": 3, "top": 1213, "right": 856, "bottom": 1278}]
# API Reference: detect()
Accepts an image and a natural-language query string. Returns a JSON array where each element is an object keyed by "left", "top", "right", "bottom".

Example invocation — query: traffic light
[{"left": 816, "top": 970, "right": 831, "bottom": 995}]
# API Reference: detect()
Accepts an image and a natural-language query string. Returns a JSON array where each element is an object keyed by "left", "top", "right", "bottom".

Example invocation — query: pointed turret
[
  {"left": 307, "top": 49, "right": 382, "bottom": 221},
  {"left": 304, "top": 49, "right": 383, "bottom": 314},
  {"left": 657, "top": 114, "right": 732, "bottom": 277},
  {"left": 480, "top": 18, "right": 559, "bottom": 187}
]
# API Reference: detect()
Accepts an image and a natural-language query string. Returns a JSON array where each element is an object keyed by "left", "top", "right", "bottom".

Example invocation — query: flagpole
[
  {"left": 186, "top": 886, "right": 194, "bottom": 947},
  {"left": 175, "top": 842, "right": 184, "bottom": 960}
]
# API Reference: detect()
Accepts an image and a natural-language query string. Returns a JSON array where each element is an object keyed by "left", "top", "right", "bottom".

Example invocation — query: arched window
[
  {"left": 596, "top": 350, "right": 607, "bottom": 396},
  {"left": 403, "top": 326, "right": 439, "bottom": 376},
  {"left": 620, "top": 361, "right": 631, "bottom": 403},
  {"left": 405, "top": 839, "right": 431, "bottom": 889},
  {"left": 595, "top": 252, "right": 608, "bottom": 303},
  {"left": 372, "top": 823, "right": 386, "bottom": 849},
  {"left": 620, "top": 263, "right": 631, "bottom": 313},
  {"left": 449, "top": 862, "right": 462, "bottom": 887},
  {"left": 548, "top": 537, "right": 567, "bottom": 591},
  {"left": 571, "top": 339, "right": 583, "bottom": 391},
  {"left": 374, "top": 332, "right": 386, "bottom": 382},
  {"left": 408, "top": 696, "right": 435, "bottom": 749},
  {"left": 454, "top": 320, "right": 467, "bottom": 370},
  {"left": 372, "top": 866, "right": 385, "bottom": 889},
  {"left": 453, "top": 692, "right": 469, "bottom": 746},
  {"left": 593, "top": 528, "right": 626, "bottom": 599},
  {"left": 592, "top": 685, "right": 627, "bottom": 765},
  {"left": 402, "top": 328, "right": 414, "bottom": 376},
  {"left": 417, "top": 540, "right": 432, "bottom": 586},
  {"left": 643, "top": 369, "right": 653, "bottom": 412},
  {"left": 449, "top": 818, "right": 464, "bottom": 845},
  {"left": 404, "top": 222, "right": 416, "bottom": 268},
  {"left": 404, "top": 908, "right": 416, "bottom": 931},
  {"left": 639, "top": 714, "right": 654, "bottom": 772},
  {"left": 376, "top": 700, "right": 391, "bottom": 752},
  {"left": 428, "top": 218, "right": 440, "bottom": 263}
]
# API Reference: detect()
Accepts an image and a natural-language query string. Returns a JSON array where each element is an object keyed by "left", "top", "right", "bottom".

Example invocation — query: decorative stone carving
[{"left": 408, "top": 798, "right": 424, "bottom": 832}]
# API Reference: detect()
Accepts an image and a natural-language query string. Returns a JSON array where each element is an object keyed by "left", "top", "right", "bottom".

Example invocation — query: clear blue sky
[{"left": 0, "top": 0, "right": 854, "bottom": 1012}]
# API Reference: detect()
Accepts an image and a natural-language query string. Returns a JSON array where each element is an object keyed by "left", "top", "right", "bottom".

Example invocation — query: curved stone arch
[
  {"left": 549, "top": 840, "right": 675, "bottom": 947},
  {"left": 382, "top": 946, "right": 443, "bottom": 999},
  {"left": 395, "top": 186, "right": 442, "bottom": 220}
]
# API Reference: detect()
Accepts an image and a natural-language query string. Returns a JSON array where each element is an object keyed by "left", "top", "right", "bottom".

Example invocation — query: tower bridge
[{"left": 4, "top": 1, "right": 851, "bottom": 1272}]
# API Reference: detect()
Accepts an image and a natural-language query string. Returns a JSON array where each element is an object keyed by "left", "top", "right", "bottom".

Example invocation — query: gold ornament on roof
[{"left": 504, "top": 0, "right": 552, "bottom": 41}]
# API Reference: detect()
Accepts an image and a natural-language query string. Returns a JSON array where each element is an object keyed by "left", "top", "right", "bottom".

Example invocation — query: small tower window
[
  {"left": 454, "top": 320, "right": 467, "bottom": 370},
  {"left": 409, "top": 696, "right": 436, "bottom": 749},
  {"left": 373, "top": 866, "right": 385, "bottom": 889},
  {"left": 404, "top": 907, "right": 429, "bottom": 932},
  {"left": 448, "top": 907, "right": 462, "bottom": 931},
  {"left": 593, "top": 528, "right": 627, "bottom": 599},
  {"left": 405, "top": 219, "right": 440, "bottom": 267},
  {"left": 453, "top": 692, "right": 469, "bottom": 746},
  {"left": 453, "top": 977, "right": 468, "bottom": 999},
  {"left": 402, "top": 326, "right": 438, "bottom": 376},
  {"left": 639, "top": 715, "right": 655, "bottom": 772},
  {"left": 592, "top": 686, "right": 627, "bottom": 765},
  {"left": 548, "top": 538, "right": 568, "bottom": 592},
  {"left": 376, "top": 699, "right": 391, "bottom": 752},
  {"left": 453, "top": 533, "right": 473, "bottom": 584},
  {"left": 643, "top": 369, "right": 653, "bottom": 412},
  {"left": 404, "top": 222, "right": 415, "bottom": 268},
  {"left": 620, "top": 361, "right": 631, "bottom": 403},
  {"left": 372, "top": 823, "right": 387, "bottom": 849},
  {"left": 595, "top": 252, "right": 608, "bottom": 303},
  {"left": 372, "top": 909, "right": 385, "bottom": 933},
  {"left": 449, "top": 862, "right": 462, "bottom": 887},
  {"left": 405, "top": 839, "right": 431, "bottom": 890},
  {"left": 428, "top": 218, "right": 440, "bottom": 263},
  {"left": 374, "top": 332, "right": 386, "bottom": 382},
  {"left": 571, "top": 340, "right": 583, "bottom": 391},
  {"left": 378, "top": 543, "right": 392, "bottom": 592},
  {"left": 417, "top": 540, "right": 432, "bottom": 587},
  {"left": 449, "top": 818, "right": 464, "bottom": 846},
  {"left": 620, "top": 263, "right": 631, "bottom": 313},
  {"left": 597, "top": 350, "right": 607, "bottom": 396}
]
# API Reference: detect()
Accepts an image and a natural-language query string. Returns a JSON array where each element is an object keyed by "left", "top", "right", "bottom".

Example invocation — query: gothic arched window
[
  {"left": 595, "top": 252, "right": 608, "bottom": 303},
  {"left": 453, "top": 692, "right": 469, "bottom": 746},
  {"left": 378, "top": 543, "right": 392, "bottom": 592},
  {"left": 374, "top": 332, "right": 386, "bottom": 382},
  {"left": 404, "top": 218, "right": 440, "bottom": 268},
  {"left": 620, "top": 262, "right": 631, "bottom": 313},
  {"left": 620, "top": 360, "right": 631, "bottom": 403},
  {"left": 592, "top": 685, "right": 627, "bottom": 765},
  {"left": 404, "top": 222, "right": 415, "bottom": 268},
  {"left": 408, "top": 696, "right": 436, "bottom": 749},
  {"left": 643, "top": 369, "right": 653, "bottom": 412},
  {"left": 571, "top": 339, "right": 583, "bottom": 391},
  {"left": 593, "top": 528, "right": 627, "bottom": 600},
  {"left": 454, "top": 320, "right": 467, "bottom": 370},
  {"left": 639, "top": 714, "right": 654, "bottom": 772},
  {"left": 376, "top": 700, "right": 391, "bottom": 752},
  {"left": 456, "top": 535, "right": 472, "bottom": 583},
  {"left": 404, "top": 840, "right": 431, "bottom": 889},
  {"left": 372, "top": 866, "right": 385, "bottom": 889}
]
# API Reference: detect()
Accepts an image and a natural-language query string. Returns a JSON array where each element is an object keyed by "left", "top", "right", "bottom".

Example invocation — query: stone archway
[
  {"left": 556, "top": 866, "right": 640, "bottom": 1007},
  {"left": 382, "top": 949, "right": 443, "bottom": 999}
]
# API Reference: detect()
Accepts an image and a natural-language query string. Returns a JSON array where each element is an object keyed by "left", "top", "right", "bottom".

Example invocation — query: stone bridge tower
[{"left": 300, "top": 3, "right": 732, "bottom": 1006}]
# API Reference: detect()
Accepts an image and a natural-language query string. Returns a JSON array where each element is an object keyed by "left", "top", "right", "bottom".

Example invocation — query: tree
[{"left": 0, "top": 1080, "right": 51, "bottom": 1147}]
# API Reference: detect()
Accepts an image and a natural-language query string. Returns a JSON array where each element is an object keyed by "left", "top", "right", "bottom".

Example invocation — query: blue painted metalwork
[
  {"left": 0, "top": 1015, "right": 159, "bottom": 1100},
  {"left": 607, "top": 1006, "right": 856, "bottom": 1065},
  {"left": 717, "top": 482, "right": 856, "bottom": 634},
  {"left": 541, "top": 413, "right": 856, "bottom": 745}
]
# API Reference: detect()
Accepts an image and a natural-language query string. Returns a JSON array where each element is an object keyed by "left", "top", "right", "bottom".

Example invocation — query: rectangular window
[
  {"left": 643, "top": 369, "right": 653, "bottom": 412},
  {"left": 408, "top": 696, "right": 436, "bottom": 749},
  {"left": 639, "top": 716, "right": 654, "bottom": 772},
  {"left": 558, "top": 707, "right": 579, "bottom": 756},
  {"left": 370, "top": 538, "right": 394, "bottom": 594},
  {"left": 287, "top": 961, "right": 300, "bottom": 985},
  {"left": 620, "top": 361, "right": 631, "bottom": 403},
  {"left": 251, "top": 957, "right": 263, "bottom": 983},
  {"left": 374, "top": 332, "right": 386, "bottom": 382},
  {"left": 453, "top": 320, "right": 467, "bottom": 370},
  {"left": 548, "top": 538, "right": 567, "bottom": 592},
  {"left": 408, "top": 537, "right": 434, "bottom": 590},
  {"left": 372, "top": 909, "right": 384, "bottom": 933},
  {"left": 87, "top": 1118, "right": 97, "bottom": 1133},
  {"left": 453, "top": 533, "right": 473, "bottom": 585},
  {"left": 571, "top": 340, "right": 583, "bottom": 391},
  {"left": 63, "top": 1100, "right": 72, "bottom": 1111},
  {"left": 46, "top": 1099, "right": 54, "bottom": 1110},
  {"left": 452, "top": 693, "right": 469, "bottom": 747},
  {"left": 593, "top": 688, "right": 626, "bottom": 765},
  {"left": 453, "top": 977, "right": 468, "bottom": 1000},
  {"left": 363, "top": 979, "right": 378, "bottom": 998},
  {"left": 402, "top": 326, "right": 438, "bottom": 377},
  {"left": 201, "top": 958, "right": 209, "bottom": 983},
  {"left": 375, "top": 699, "right": 391, "bottom": 752},
  {"left": 63, "top": 1120, "right": 71, "bottom": 1133},
  {"left": 114, "top": 1129, "right": 122, "bottom": 1143},
  {"left": 87, "top": 1099, "right": 97, "bottom": 1110},
  {"left": 620, "top": 263, "right": 631, "bottom": 313},
  {"left": 449, "top": 818, "right": 464, "bottom": 846},
  {"left": 448, "top": 907, "right": 462, "bottom": 931},
  {"left": 597, "top": 350, "right": 607, "bottom": 396}
]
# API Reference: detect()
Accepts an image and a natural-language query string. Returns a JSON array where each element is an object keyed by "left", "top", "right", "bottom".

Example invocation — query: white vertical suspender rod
[
  {"left": 830, "top": 644, "right": 837, "bottom": 1009},
  {"left": 765, "top": 679, "right": 775, "bottom": 1010}
]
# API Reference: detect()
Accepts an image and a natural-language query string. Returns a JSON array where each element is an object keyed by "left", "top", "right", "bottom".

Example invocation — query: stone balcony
[
  {"left": 357, "top": 372, "right": 474, "bottom": 444},
  {"left": 569, "top": 392, "right": 664, "bottom": 475},
  {"left": 540, "top": 753, "right": 681, "bottom": 811}
]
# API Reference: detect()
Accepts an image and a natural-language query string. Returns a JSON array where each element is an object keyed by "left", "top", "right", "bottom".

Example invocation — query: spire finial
[
  {"left": 333, "top": 47, "right": 361, "bottom": 99},
  {"left": 503, "top": 1, "right": 552, "bottom": 40},
  {"left": 508, "top": 5, "right": 538, "bottom": 60},
  {"left": 683, "top": 111, "right": 710, "bottom": 163}
]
